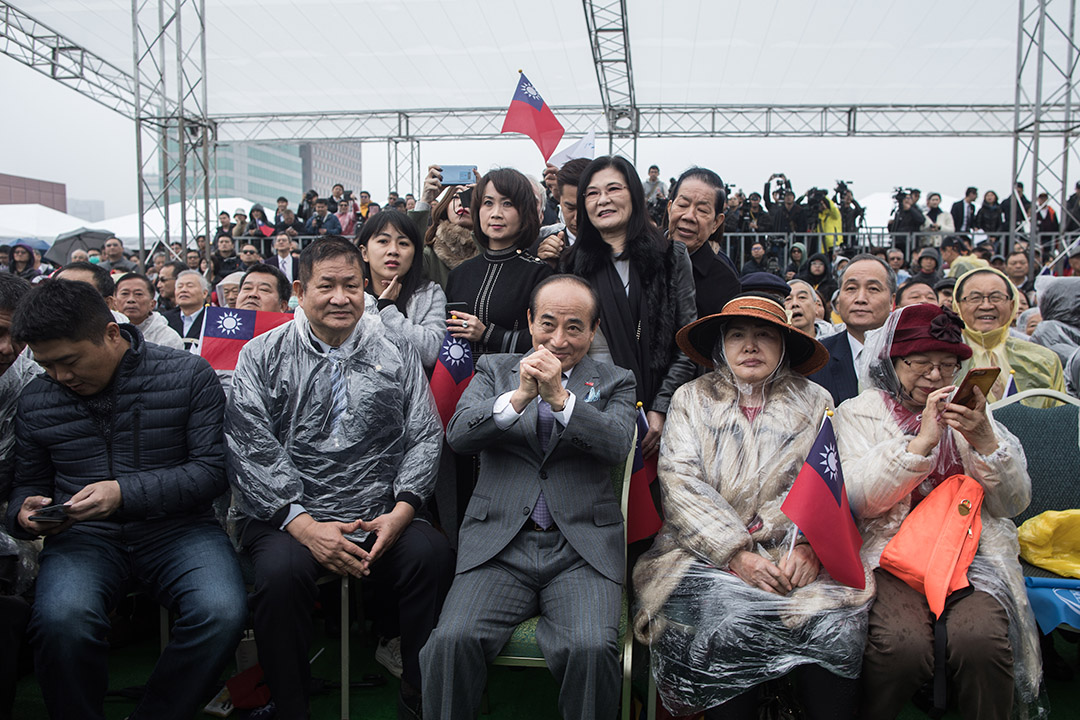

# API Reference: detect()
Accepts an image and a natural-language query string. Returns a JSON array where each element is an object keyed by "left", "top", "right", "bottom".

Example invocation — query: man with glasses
[
  {"left": 238, "top": 244, "right": 262, "bottom": 270},
  {"left": 810, "top": 254, "right": 897, "bottom": 406}
]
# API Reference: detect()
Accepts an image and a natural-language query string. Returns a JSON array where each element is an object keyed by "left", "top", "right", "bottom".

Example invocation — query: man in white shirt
[
  {"left": 163, "top": 271, "right": 209, "bottom": 353},
  {"left": 270, "top": 234, "right": 298, "bottom": 284},
  {"left": 809, "top": 254, "right": 896, "bottom": 406}
]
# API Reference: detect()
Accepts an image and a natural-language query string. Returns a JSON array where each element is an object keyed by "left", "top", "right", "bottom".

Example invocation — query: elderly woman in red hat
[
  {"left": 833, "top": 302, "right": 1040, "bottom": 719},
  {"left": 633, "top": 293, "right": 873, "bottom": 720}
]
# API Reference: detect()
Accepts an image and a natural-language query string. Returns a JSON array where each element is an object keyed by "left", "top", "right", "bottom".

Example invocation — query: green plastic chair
[{"left": 489, "top": 429, "right": 637, "bottom": 720}]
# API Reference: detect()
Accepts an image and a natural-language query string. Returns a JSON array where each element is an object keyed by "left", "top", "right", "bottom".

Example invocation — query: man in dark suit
[
  {"left": 421, "top": 275, "right": 637, "bottom": 720},
  {"left": 163, "top": 269, "right": 209, "bottom": 353},
  {"left": 951, "top": 187, "right": 978, "bottom": 234},
  {"left": 809, "top": 254, "right": 896, "bottom": 407},
  {"left": 268, "top": 234, "right": 301, "bottom": 285}
]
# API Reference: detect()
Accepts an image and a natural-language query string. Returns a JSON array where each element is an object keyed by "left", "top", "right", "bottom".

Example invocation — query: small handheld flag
[
  {"left": 430, "top": 330, "right": 474, "bottom": 429},
  {"left": 501, "top": 72, "right": 565, "bottom": 161},
  {"left": 200, "top": 306, "right": 292, "bottom": 371},
  {"left": 627, "top": 402, "right": 663, "bottom": 544},
  {"left": 1005, "top": 369, "right": 1018, "bottom": 397},
  {"left": 782, "top": 412, "right": 865, "bottom": 589}
]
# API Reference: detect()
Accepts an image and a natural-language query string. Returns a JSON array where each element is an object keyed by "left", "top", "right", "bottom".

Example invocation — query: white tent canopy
[
  {"left": 102, "top": 197, "right": 256, "bottom": 250},
  {"left": 0, "top": 204, "right": 111, "bottom": 244}
]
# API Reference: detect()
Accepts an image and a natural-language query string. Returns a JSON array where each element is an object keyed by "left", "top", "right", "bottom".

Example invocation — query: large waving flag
[
  {"left": 627, "top": 403, "right": 663, "bottom": 544},
  {"left": 501, "top": 72, "right": 564, "bottom": 161},
  {"left": 430, "top": 331, "right": 474, "bottom": 429},
  {"left": 199, "top": 306, "right": 292, "bottom": 371},
  {"left": 781, "top": 413, "right": 865, "bottom": 589}
]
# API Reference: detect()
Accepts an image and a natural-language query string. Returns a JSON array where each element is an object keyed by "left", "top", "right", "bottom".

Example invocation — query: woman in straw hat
[{"left": 633, "top": 294, "right": 872, "bottom": 719}]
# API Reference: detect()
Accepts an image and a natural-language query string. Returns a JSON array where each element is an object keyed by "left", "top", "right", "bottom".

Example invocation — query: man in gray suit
[{"left": 421, "top": 275, "right": 637, "bottom": 719}]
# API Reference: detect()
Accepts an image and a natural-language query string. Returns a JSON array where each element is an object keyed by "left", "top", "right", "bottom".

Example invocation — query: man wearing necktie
[
  {"left": 951, "top": 186, "right": 978, "bottom": 233},
  {"left": 422, "top": 275, "right": 637, "bottom": 719}
]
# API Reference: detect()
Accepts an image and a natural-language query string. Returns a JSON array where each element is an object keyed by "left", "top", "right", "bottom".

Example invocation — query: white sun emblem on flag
[
  {"left": 216, "top": 311, "right": 244, "bottom": 336},
  {"left": 522, "top": 82, "right": 541, "bottom": 100},
  {"left": 818, "top": 443, "right": 839, "bottom": 481},
  {"left": 442, "top": 339, "right": 467, "bottom": 367}
]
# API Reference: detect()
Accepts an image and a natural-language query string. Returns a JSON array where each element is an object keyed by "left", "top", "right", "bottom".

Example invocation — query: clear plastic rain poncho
[
  {"left": 1029, "top": 276, "right": 1080, "bottom": 365},
  {"left": 837, "top": 306, "right": 1045, "bottom": 716},
  {"left": 632, "top": 331, "right": 873, "bottom": 716},
  {"left": 0, "top": 351, "right": 41, "bottom": 596},
  {"left": 954, "top": 266, "right": 1065, "bottom": 406},
  {"left": 225, "top": 307, "right": 441, "bottom": 541}
]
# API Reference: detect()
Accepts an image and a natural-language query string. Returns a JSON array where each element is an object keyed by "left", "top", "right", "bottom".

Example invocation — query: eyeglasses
[
  {"left": 901, "top": 358, "right": 962, "bottom": 378},
  {"left": 241, "top": 250, "right": 257, "bottom": 254},
  {"left": 583, "top": 184, "right": 628, "bottom": 201},
  {"left": 959, "top": 292, "right": 1010, "bottom": 305}
]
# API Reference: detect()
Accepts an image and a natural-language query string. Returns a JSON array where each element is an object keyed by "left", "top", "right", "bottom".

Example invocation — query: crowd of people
[{"left": 1, "top": 154, "right": 1078, "bottom": 720}]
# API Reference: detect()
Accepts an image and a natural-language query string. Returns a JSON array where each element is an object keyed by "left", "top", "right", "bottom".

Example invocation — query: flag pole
[{"left": 785, "top": 407, "right": 834, "bottom": 562}]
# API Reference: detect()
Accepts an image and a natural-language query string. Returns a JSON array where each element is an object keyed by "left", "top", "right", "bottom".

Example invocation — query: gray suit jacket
[{"left": 446, "top": 352, "right": 637, "bottom": 584}]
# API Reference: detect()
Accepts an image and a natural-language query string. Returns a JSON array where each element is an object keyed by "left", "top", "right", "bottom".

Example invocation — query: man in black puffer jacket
[{"left": 6, "top": 280, "right": 246, "bottom": 720}]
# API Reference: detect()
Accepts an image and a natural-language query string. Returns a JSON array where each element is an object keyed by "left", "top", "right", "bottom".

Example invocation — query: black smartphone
[
  {"left": 457, "top": 187, "right": 473, "bottom": 209},
  {"left": 445, "top": 302, "right": 469, "bottom": 318},
  {"left": 29, "top": 503, "right": 69, "bottom": 524}
]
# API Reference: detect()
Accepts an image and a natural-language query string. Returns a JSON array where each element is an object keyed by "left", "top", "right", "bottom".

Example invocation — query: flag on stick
[
  {"left": 1005, "top": 369, "right": 1019, "bottom": 397},
  {"left": 501, "top": 72, "right": 564, "bottom": 161},
  {"left": 430, "top": 331, "right": 474, "bottom": 429},
  {"left": 627, "top": 403, "right": 663, "bottom": 544},
  {"left": 781, "top": 412, "right": 865, "bottom": 589},
  {"left": 200, "top": 306, "right": 292, "bottom": 371}
]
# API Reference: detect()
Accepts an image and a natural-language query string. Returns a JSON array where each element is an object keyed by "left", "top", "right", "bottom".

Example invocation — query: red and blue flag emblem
[
  {"left": 501, "top": 73, "right": 564, "bottom": 161},
  {"left": 430, "top": 331, "right": 474, "bottom": 429},
  {"left": 781, "top": 415, "right": 865, "bottom": 589},
  {"left": 200, "top": 306, "right": 292, "bottom": 371}
]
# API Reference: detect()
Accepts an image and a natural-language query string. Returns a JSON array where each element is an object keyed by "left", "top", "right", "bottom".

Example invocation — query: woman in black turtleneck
[{"left": 445, "top": 168, "right": 552, "bottom": 357}]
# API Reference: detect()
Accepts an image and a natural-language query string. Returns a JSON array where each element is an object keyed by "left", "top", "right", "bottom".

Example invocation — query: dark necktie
[{"left": 532, "top": 377, "right": 565, "bottom": 529}]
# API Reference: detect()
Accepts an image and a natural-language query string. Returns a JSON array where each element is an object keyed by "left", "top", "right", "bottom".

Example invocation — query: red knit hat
[{"left": 889, "top": 303, "right": 973, "bottom": 361}]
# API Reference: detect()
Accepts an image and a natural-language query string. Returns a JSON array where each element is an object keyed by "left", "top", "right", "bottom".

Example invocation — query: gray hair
[
  {"left": 176, "top": 269, "right": 211, "bottom": 293},
  {"left": 841, "top": 253, "right": 897, "bottom": 296}
]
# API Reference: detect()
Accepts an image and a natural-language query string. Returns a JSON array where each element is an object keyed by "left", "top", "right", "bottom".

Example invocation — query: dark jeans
[
  {"left": 243, "top": 518, "right": 453, "bottom": 720},
  {"left": 30, "top": 520, "right": 247, "bottom": 720}
]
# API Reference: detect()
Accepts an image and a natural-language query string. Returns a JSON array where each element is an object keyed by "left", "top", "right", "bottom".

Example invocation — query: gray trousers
[{"left": 420, "top": 524, "right": 622, "bottom": 719}]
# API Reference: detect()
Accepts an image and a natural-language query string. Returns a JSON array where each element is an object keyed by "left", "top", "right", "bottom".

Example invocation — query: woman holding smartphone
[
  {"left": 833, "top": 302, "right": 1040, "bottom": 720},
  {"left": 359, "top": 211, "right": 446, "bottom": 372},
  {"left": 445, "top": 168, "right": 552, "bottom": 358}
]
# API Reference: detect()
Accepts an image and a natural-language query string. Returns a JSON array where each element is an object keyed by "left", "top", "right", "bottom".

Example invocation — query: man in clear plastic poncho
[{"left": 226, "top": 237, "right": 453, "bottom": 720}]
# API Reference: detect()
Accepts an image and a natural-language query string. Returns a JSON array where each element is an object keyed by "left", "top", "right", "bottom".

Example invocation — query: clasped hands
[
  {"left": 287, "top": 501, "right": 414, "bottom": 578},
  {"left": 510, "top": 347, "right": 568, "bottom": 414}
]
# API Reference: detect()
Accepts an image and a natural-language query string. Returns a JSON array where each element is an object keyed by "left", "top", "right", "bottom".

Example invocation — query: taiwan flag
[
  {"left": 627, "top": 404, "right": 663, "bottom": 544},
  {"left": 781, "top": 415, "right": 865, "bottom": 589},
  {"left": 199, "top": 306, "right": 293, "bottom": 371},
  {"left": 501, "top": 73, "right": 564, "bottom": 161},
  {"left": 430, "top": 331, "right": 474, "bottom": 429},
  {"left": 1005, "top": 370, "right": 1019, "bottom": 397}
]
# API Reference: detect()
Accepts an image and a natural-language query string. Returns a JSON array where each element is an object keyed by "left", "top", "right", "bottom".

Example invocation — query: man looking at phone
[{"left": 5, "top": 280, "right": 246, "bottom": 720}]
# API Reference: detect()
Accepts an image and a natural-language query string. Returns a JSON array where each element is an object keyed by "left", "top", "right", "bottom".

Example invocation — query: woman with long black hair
[
  {"left": 358, "top": 211, "right": 446, "bottom": 372},
  {"left": 561, "top": 156, "right": 697, "bottom": 457}
]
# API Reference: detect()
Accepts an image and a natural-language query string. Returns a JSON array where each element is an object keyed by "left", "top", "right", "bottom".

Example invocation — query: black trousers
[
  {"left": 243, "top": 519, "right": 454, "bottom": 720},
  {"left": 703, "top": 663, "right": 858, "bottom": 720},
  {"left": 0, "top": 595, "right": 30, "bottom": 720}
]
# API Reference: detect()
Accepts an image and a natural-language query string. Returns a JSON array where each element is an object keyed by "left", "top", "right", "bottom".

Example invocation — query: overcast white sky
[{"left": 0, "top": 0, "right": 1042, "bottom": 222}]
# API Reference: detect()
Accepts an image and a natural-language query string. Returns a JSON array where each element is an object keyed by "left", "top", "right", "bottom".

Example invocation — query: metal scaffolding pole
[
  {"left": 583, "top": 0, "right": 637, "bottom": 163},
  {"left": 131, "top": 0, "right": 214, "bottom": 260},
  {"left": 1010, "top": 0, "right": 1080, "bottom": 270}
]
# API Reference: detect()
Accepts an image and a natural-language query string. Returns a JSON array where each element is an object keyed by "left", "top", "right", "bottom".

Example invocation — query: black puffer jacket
[{"left": 6, "top": 325, "right": 227, "bottom": 539}]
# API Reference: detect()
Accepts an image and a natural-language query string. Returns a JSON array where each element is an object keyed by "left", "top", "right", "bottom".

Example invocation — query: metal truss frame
[
  {"left": 131, "top": 0, "right": 214, "bottom": 259},
  {"left": 583, "top": 0, "right": 637, "bottom": 161},
  {"left": 211, "top": 103, "right": 1052, "bottom": 144},
  {"left": 1010, "top": 0, "right": 1080, "bottom": 262}
]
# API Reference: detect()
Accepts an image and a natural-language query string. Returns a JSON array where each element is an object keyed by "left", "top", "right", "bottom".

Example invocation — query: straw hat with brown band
[{"left": 676, "top": 293, "right": 830, "bottom": 376}]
